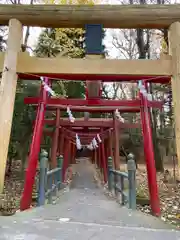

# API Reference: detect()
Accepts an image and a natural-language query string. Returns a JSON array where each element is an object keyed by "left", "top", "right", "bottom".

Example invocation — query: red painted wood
[
  {"left": 24, "top": 97, "right": 163, "bottom": 109},
  {"left": 62, "top": 138, "right": 70, "bottom": 182},
  {"left": 44, "top": 119, "right": 140, "bottom": 128},
  {"left": 61, "top": 127, "right": 110, "bottom": 141},
  {"left": 104, "top": 138, "right": 108, "bottom": 162},
  {"left": 113, "top": 114, "right": 120, "bottom": 170},
  {"left": 71, "top": 143, "right": 76, "bottom": 164},
  {"left": 42, "top": 106, "right": 140, "bottom": 113},
  {"left": 59, "top": 129, "right": 64, "bottom": 156},
  {"left": 18, "top": 72, "right": 170, "bottom": 83},
  {"left": 20, "top": 77, "right": 49, "bottom": 211},
  {"left": 43, "top": 130, "right": 53, "bottom": 137},
  {"left": 109, "top": 131, "right": 114, "bottom": 165},
  {"left": 98, "top": 147, "right": 101, "bottom": 169},
  {"left": 139, "top": 88, "right": 160, "bottom": 216},
  {"left": 100, "top": 138, "right": 108, "bottom": 183}
]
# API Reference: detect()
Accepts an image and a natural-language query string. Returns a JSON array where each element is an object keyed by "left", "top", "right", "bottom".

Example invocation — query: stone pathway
[{"left": 0, "top": 159, "right": 180, "bottom": 239}]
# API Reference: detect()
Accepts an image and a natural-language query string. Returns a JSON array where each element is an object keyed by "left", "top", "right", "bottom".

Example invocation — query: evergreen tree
[
  {"left": 34, "top": 27, "right": 85, "bottom": 101},
  {"left": 8, "top": 81, "right": 39, "bottom": 173},
  {"left": 8, "top": 0, "right": 104, "bottom": 170}
]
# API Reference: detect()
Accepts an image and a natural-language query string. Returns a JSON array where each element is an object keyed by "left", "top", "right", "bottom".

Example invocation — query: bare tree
[
  {"left": 105, "top": 0, "right": 172, "bottom": 171},
  {"left": 3, "top": 0, "right": 36, "bottom": 52}
]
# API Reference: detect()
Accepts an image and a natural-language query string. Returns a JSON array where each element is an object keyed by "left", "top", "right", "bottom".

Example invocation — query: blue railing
[
  {"left": 38, "top": 150, "right": 63, "bottom": 206},
  {"left": 107, "top": 153, "right": 136, "bottom": 210}
]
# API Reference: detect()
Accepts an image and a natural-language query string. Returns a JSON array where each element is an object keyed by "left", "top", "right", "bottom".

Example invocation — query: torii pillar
[
  {"left": 0, "top": 19, "right": 22, "bottom": 192},
  {"left": 169, "top": 22, "right": 180, "bottom": 180},
  {"left": 113, "top": 111, "right": 120, "bottom": 170}
]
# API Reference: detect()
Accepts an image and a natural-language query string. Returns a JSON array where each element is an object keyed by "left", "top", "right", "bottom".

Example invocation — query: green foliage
[
  {"left": 8, "top": 25, "right": 88, "bottom": 168},
  {"left": 8, "top": 81, "right": 39, "bottom": 166},
  {"left": 34, "top": 27, "right": 86, "bottom": 118},
  {"left": 9, "top": 22, "right": 106, "bottom": 166},
  {"left": 34, "top": 28, "right": 85, "bottom": 58},
  {"left": 34, "top": 28, "right": 85, "bottom": 100},
  {"left": 34, "top": 28, "right": 62, "bottom": 58}
]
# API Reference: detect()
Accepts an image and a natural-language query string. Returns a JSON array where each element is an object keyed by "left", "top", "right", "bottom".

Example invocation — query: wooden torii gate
[{"left": 0, "top": 4, "right": 179, "bottom": 216}]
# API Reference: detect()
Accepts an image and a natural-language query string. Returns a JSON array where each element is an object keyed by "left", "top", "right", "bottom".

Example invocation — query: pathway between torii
[{"left": 0, "top": 158, "right": 179, "bottom": 240}]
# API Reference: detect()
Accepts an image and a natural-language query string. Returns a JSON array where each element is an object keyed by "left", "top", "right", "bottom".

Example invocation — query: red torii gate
[
  {"left": 44, "top": 118, "right": 141, "bottom": 128},
  {"left": 0, "top": 4, "right": 178, "bottom": 220},
  {"left": 24, "top": 97, "right": 163, "bottom": 108},
  {"left": 19, "top": 72, "right": 170, "bottom": 83},
  {"left": 42, "top": 117, "right": 140, "bottom": 183},
  {"left": 20, "top": 80, "right": 163, "bottom": 216}
]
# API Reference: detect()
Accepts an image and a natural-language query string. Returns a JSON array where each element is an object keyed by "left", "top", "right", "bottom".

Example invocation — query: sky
[{"left": 26, "top": 27, "right": 118, "bottom": 58}]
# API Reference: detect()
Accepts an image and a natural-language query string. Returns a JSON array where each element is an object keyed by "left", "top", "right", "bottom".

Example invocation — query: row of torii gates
[{"left": 0, "top": 4, "right": 180, "bottom": 217}]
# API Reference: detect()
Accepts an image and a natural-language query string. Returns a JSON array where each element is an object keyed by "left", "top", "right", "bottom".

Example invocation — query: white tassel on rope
[
  {"left": 140, "top": 86, "right": 147, "bottom": 96},
  {"left": 115, "top": 109, "right": 124, "bottom": 123},
  {"left": 87, "top": 142, "right": 93, "bottom": 150},
  {"left": 92, "top": 138, "right": 98, "bottom": 149},
  {"left": 147, "top": 93, "right": 153, "bottom": 101},
  {"left": 40, "top": 77, "right": 56, "bottom": 97},
  {"left": 138, "top": 81, "right": 147, "bottom": 96},
  {"left": 97, "top": 134, "right": 102, "bottom": 143},
  {"left": 67, "top": 106, "right": 75, "bottom": 123},
  {"left": 87, "top": 136, "right": 99, "bottom": 150},
  {"left": 138, "top": 81, "right": 152, "bottom": 101},
  {"left": 76, "top": 134, "right": 82, "bottom": 150}
]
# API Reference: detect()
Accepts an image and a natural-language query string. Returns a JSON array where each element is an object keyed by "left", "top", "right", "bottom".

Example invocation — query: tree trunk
[{"left": 149, "top": 90, "right": 164, "bottom": 172}]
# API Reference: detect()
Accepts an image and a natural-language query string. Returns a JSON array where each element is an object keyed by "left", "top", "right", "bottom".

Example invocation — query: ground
[
  {"left": 135, "top": 164, "right": 180, "bottom": 227},
  {"left": 0, "top": 160, "right": 37, "bottom": 215},
  {"left": 0, "top": 159, "right": 179, "bottom": 239},
  {"left": 1, "top": 159, "right": 180, "bottom": 229}
]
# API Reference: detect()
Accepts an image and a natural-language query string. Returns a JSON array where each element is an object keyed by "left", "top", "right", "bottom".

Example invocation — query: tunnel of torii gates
[{"left": 1, "top": 4, "right": 180, "bottom": 217}]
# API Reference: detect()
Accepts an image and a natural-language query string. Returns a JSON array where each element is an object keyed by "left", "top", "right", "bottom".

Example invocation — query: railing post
[
  {"left": 57, "top": 155, "right": 63, "bottom": 190},
  {"left": 48, "top": 175, "right": 53, "bottom": 204},
  {"left": 108, "top": 156, "right": 113, "bottom": 191},
  {"left": 120, "top": 175, "right": 125, "bottom": 205},
  {"left": 127, "top": 153, "right": 136, "bottom": 210},
  {"left": 38, "top": 149, "right": 48, "bottom": 206}
]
